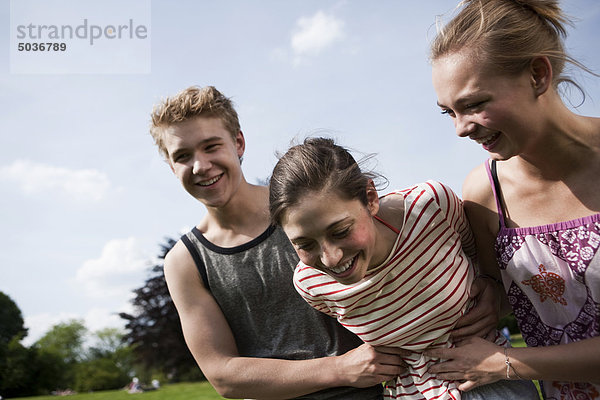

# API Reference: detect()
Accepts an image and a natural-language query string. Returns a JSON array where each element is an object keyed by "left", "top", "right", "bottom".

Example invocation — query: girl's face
[
  {"left": 281, "top": 187, "right": 388, "bottom": 285},
  {"left": 432, "top": 50, "right": 541, "bottom": 161}
]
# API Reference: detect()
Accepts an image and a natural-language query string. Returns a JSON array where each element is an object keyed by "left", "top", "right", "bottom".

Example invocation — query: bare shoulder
[
  {"left": 163, "top": 240, "right": 204, "bottom": 295},
  {"left": 378, "top": 192, "right": 405, "bottom": 230},
  {"left": 462, "top": 162, "right": 494, "bottom": 208},
  {"left": 461, "top": 162, "right": 501, "bottom": 236},
  {"left": 164, "top": 240, "right": 194, "bottom": 275}
]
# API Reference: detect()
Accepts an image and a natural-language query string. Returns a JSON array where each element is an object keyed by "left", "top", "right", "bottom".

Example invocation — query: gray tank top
[{"left": 181, "top": 225, "right": 382, "bottom": 399}]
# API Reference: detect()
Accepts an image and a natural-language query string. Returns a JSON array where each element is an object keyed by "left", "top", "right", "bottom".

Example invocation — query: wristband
[{"left": 504, "top": 348, "right": 524, "bottom": 380}]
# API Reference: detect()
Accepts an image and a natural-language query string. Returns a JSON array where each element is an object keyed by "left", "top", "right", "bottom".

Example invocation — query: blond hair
[
  {"left": 430, "top": 0, "right": 591, "bottom": 88},
  {"left": 149, "top": 86, "right": 241, "bottom": 159}
]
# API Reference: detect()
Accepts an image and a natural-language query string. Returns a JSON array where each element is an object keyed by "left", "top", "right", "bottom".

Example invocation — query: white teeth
[
  {"left": 198, "top": 174, "right": 222, "bottom": 186},
  {"left": 330, "top": 255, "right": 356, "bottom": 274},
  {"left": 475, "top": 132, "right": 499, "bottom": 145}
]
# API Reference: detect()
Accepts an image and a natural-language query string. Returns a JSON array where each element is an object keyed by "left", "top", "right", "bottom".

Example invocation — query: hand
[
  {"left": 425, "top": 337, "right": 505, "bottom": 391},
  {"left": 451, "top": 277, "right": 499, "bottom": 342},
  {"left": 336, "top": 343, "right": 411, "bottom": 387}
]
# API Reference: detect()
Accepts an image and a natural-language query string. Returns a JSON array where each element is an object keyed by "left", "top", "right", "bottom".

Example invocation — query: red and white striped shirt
[{"left": 294, "top": 181, "right": 479, "bottom": 399}]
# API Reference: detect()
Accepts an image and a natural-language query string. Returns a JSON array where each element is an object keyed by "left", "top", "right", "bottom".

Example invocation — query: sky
[{"left": 1, "top": 0, "right": 599, "bottom": 346}]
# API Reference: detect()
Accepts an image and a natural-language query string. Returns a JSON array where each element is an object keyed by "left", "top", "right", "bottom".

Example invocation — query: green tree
[
  {"left": 35, "top": 319, "right": 87, "bottom": 364},
  {"left": 0, "top": 292, "right": 35, "bottom": 397},
  {"left": 34, "top": 319, "right": 87, "bottom": 389},
  {"left": 0, "top": 337, "right": 37, "bottom": 397},
  {"left": 0, "top": 292, "right": 27, "bottom": 345},
  {"left": 74, "top": 357, "right": 130, "bottom": 392},
  {"left": 74, "top": 327, "right": 134, "bottom": 391},
  {"left": 120, "top": 238, "right": 201, "bottom": 381}
]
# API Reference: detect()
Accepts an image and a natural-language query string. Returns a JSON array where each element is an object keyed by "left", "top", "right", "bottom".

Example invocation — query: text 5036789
[{"left": 18, "top": 43, "right": 67, "bottom": 51}]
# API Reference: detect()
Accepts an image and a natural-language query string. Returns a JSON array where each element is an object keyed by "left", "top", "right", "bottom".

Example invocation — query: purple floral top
[{"left": 486, "top": 160, "right": 600, "bottom": 400}]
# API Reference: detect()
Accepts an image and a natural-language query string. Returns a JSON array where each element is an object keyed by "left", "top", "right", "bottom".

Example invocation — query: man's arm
[{"left": 164, "top": 240, "right": 408, "bottom": 399}]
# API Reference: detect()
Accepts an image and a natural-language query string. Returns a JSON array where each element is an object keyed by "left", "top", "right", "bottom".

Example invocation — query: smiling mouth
[
  {"left": 197, "top": 174, "right": 223, "bottom": 186},
  {"left": 330, "top": 254, "right": 358, "bottom": 275},
  {"left": 474, "top": 132, "right": 500, "bottom": 148}
]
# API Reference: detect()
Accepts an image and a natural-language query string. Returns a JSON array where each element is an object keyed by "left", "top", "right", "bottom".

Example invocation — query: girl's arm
[
  {"left": 437, "top": 163, "right": 600, "bottom": 388},
  {"left": 425, "top": 336, "right": 600, "bottom": 390}
]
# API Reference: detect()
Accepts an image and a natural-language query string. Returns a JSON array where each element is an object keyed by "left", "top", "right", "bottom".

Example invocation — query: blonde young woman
[{"left": 428, "top": 1, "right": 600, "bottom": 399}]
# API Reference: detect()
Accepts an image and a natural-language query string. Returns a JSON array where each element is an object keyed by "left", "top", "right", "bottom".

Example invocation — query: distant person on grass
[{"left": 148, "top": 85, "right": 409, "bottom": 399}]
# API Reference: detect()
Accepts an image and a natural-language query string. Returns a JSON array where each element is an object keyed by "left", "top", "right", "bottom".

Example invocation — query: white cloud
[
  {"left": 0, "top": 159, "right": 111, "bottom": 202},
  {"left": 22, "top": 311, "right": 81, "bottom": 346},
  {"left": 291, "top": 11, "right": 344, "bottom": 64},
  {"left": 74, "top": 237, "right": 152, "bottom": 299},
  {"left": 22, "top": 307, "right": 129, "bottom": 347},
  {"left": 84, "top": 306, "right": 128, "bottom": 333}
]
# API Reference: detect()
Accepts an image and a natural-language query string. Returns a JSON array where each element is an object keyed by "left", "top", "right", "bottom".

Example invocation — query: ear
[
  {"left": 235, "top": 130, "right": 246, "bottom": 159},
  {"left": 366, "top": 180, "right": 380, "bottom": 216},
  {"left": 529, "top": 56, "right": 552, "bottom": 97}
]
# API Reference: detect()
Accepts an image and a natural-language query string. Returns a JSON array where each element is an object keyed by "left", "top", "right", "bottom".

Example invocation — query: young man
[{"left": 149, "top": 85, "right": 408, "bottom": 399}]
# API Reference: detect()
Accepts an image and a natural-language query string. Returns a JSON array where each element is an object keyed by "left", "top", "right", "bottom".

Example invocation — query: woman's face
[
  {"left": 432, "top": 50, "right": 540, "bottom": 160},
  {"left": 281, "top": 188, "right": 386, "bottom": 285}
]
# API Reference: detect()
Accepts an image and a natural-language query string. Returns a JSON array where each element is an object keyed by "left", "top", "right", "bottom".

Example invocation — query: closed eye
[
  {"left": 333, "top": 228, "right": 350, "bottom": 238},
  {"left": 294, "top": 241, "right": 315, "bottom": 251},
  {"left": 173, "top": 153, "right": 190, "bottom": 163},
  {"left": 205, "top": 143, "right": 221, "bottom": 152},
  {"left": 465, "top": 101, "right": 485, "bottom": 110}
]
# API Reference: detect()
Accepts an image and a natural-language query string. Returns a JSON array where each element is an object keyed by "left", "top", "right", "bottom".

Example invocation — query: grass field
[
  {"left": 15, "top": 382, "right": 225, "bottom": 400},
  {"left": 13, "top": 335, "right": 540, "bottom": 400}
]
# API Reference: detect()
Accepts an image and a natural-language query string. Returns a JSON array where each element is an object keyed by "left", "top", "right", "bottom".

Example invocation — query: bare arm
[
  {"left": 437, "top": 164, "right": 600, "bottom": 389},
  {"left": 164, "top": 241, "right": 408, "bottom": 399},
  {"left": 450, "top": 167, "right": 510, "bottom": 341},
  {"left": 450, "top": 277, "right": 501, "bottom": 341},
  {"left": 425, "top": 336, "right": 600, "bottom": 391}
]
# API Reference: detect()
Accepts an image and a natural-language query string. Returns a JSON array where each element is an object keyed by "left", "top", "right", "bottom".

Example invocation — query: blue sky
[{"left": 1, "top": 0, "right": 599, "bottom": 345}]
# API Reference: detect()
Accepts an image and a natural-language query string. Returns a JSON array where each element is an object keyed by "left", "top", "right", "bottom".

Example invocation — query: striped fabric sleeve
[
  {"left": 425, "top": 181, "right": 477, "bottom": 260},
  {"left": 293, "top": 264, "right": 338, "bottom": 319}
]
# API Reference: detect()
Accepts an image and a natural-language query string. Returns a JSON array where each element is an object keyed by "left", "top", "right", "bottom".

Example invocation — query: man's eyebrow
[{"left": 170, "top": 136, "right": 224, "bottom": 157}]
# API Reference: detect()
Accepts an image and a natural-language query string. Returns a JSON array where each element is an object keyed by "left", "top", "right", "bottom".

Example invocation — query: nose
[
  {"left": 192, "top": 153, "right": 211, "bottom": 175},
  {"left": 455, "top": 114, "right": 477, "bottom": 138},
  {"left": 319, "top": 242, "right": 343, "bottom": 268}
]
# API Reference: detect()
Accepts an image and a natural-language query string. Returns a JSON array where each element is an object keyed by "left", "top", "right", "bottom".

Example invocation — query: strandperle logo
[{"left": 15, "top": 19, "right": 148, "bottom": 45}]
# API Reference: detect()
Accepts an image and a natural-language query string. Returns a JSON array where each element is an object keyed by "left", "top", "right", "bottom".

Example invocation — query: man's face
[{"left": 163, "top": 117, "right": 245, "bottom": 209}]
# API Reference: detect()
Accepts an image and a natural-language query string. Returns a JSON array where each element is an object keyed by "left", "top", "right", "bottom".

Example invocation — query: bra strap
[
  {"left": 484, "top": 160, "right": 507, "bottom": 228},
  {"left": 373, "top": 214, "right": 401, "bottom": 234}
]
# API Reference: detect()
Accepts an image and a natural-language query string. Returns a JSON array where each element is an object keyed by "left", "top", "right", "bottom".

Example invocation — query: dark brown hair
[{"left": 269, "top": 137, "right": 380, "bottom": 225}]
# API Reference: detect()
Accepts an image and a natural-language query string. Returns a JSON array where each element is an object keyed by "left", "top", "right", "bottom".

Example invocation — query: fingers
[
  {"left": 423, "top": 346, "right": 453, "bottom": 361},
  {"left": 458, "top": 380, "right": 478, "bottom": 392},
  {"left": 372, "top": 347, "right": 410, "bottom": 371},
  {"left": 375, "top": 345, "right": 413, "bottom": 358}
]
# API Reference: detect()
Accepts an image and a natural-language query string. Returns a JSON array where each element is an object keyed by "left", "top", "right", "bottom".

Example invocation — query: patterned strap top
[{"left": 485, "top": 159, "right": 600, "bottom": 400}]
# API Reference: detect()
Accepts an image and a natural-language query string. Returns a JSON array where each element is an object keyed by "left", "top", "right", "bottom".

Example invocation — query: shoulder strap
[
  {"left": 373, "top": 214, "right": 401, "bottom": 234},
  {"left": 181, "top": 234, "right": 210, "bottom": 291},
  {"left": 484, "top": 159, "right": 507, "bottom": 228}
]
